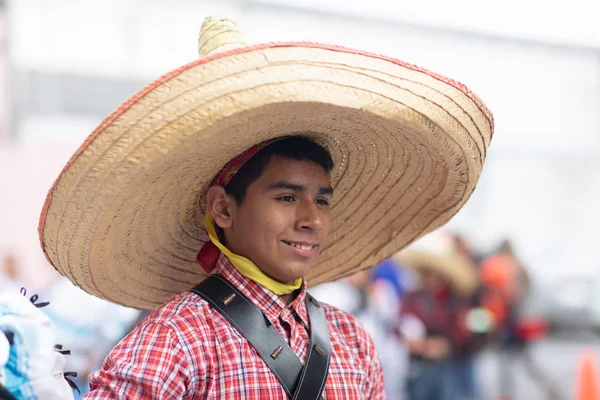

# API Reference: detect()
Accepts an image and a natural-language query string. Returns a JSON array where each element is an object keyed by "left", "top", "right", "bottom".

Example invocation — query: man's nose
[{"left": 297, "top": 200, "right": 324, "bottom": 232}]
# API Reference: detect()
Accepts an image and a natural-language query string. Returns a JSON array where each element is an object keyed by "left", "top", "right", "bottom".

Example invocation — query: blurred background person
[
  {"left": 396, "top": 248, "right": 490, "bottom": 400},
  {"left": 480, "top": 239, "right": 558, "bottom": 400}
]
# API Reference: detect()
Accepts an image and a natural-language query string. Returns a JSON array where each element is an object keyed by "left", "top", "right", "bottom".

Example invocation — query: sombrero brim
[
  {"left": 394, "top": 250, "right": 479, "bottom": 296},
  {"left": 39, "top": 42, "right": 493, "bottom": 310}
]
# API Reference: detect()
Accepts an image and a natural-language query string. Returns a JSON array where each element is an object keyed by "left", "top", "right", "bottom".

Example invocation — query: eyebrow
[{"left": 268, "top": 181, "right": 334, "bottom": 196}]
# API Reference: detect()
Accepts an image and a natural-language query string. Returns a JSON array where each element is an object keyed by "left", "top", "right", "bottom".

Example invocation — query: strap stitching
[
  {"left": 292, "top": 298, "right": 315, "bottom": 400},
  {"left": 292, "top": 345, "right": 313, "bottom": 400},
  {"left": 312, "top": 304, "right": 331, "bottom": 399},
  {"left": 316, "top": 336, "right": 331, "bottom": 398},
  {"left": 293, "top": 298, "right": 330, "bottom": 400},
  {"left": 312, "top": 300, "right": 331, "bottom": 397}
]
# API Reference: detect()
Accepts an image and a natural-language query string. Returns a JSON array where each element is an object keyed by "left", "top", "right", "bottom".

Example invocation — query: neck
[{"left": 279, "top": 291, "right": 297, "bottom": 305}]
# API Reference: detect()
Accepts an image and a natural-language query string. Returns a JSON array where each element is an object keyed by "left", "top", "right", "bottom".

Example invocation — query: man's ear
[{"left": 206, "top": 186, "right": 234, "bottom": 229}]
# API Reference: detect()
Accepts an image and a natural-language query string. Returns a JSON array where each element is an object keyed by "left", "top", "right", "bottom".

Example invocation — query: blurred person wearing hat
[
  {"left": 396, "top": 251, "right": 491, "bottom": 400},
  {"left": 479, "top": 239, "right": 534, "bottom": 353},
  {"left": 480, "top": 239, "right": 557, "bottom": 400},
  {"left": 37, "top": 15, "right": 493, "bottom": 400},
  {"left": 448, "top": 233, "right": 486, "bottom": 267}
]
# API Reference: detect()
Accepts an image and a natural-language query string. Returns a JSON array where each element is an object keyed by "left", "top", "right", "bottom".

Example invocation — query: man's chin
[{"left": 269, "top": 263, "right": 313, "bottom": 285}]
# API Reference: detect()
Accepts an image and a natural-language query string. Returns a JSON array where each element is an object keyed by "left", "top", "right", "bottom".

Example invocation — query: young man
[
  {"left": 84, "top": 137, "right": 388, "bottom": 398},
  {"left": 38, "top": 15, "right": 493, "bottom": 400}
]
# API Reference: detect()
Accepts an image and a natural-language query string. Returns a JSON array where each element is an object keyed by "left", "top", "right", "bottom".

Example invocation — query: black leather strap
[
  {"left": 293, "top": 293, "right": 331, "bottom": 400},
  {"left": 190, "top": 275, "right": 330, "bottom": 399}
]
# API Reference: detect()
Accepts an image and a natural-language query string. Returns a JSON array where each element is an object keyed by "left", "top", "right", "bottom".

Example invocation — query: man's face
[{"left": 224, "top": 156, "right": 333, "bottom": 284}]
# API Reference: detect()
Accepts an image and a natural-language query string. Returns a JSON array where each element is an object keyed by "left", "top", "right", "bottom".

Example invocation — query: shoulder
[
  {"left": 320, "top": 300, "right": 378, "bottom": 359},
  {"left": 321, "top": 301, "right": 363, "bottom": 332},
  {"left": 319, "top": 299, "right": 384, "bottom": 392},
  {"left": 136, "top": 291, "right": 219, "bottom": 346}
]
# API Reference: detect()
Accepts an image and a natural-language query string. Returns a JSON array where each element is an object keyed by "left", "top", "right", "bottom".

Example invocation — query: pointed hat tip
[{"left": 198, "top": 16, "right": 247, "bottom": 58}]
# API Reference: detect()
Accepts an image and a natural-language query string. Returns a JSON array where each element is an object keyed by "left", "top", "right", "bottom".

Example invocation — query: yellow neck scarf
[{"left": 204, "top": 213, "right": 302, "bottom": 295}]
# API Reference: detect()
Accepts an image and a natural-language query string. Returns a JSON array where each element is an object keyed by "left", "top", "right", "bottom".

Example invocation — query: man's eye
[
  {"left": 277, "top": 195, "right": 295, "bottom": 202},
  {"left": 316, "top": 199, "right": 330, "bottom": 206}
]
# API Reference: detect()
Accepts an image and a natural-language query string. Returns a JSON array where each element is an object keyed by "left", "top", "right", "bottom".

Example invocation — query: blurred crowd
[
  {"left": 0, "top": 231, "right": 557, "bottom": 400},
  {"left": 311, "top": 232, "right": 555, "bottom": 400}
]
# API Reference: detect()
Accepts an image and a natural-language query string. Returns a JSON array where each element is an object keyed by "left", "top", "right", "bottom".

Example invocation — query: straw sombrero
[
  {"left": 394, "top": 251, "right": 478, "bottom": 296},
  {"left": 38, "top": 16, "right": 494, "bottom": 310}
]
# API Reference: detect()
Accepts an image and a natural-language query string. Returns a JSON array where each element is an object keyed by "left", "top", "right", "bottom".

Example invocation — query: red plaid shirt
[{"left": 84, "top": 255, "right": 385, "bottom": 399}]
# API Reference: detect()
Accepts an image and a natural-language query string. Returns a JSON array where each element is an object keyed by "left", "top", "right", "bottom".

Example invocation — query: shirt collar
[{"left": 215, "top": 254, "right": 310, "bottom": 327}]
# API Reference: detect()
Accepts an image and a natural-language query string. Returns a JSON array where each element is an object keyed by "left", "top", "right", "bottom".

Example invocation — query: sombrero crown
[{"left": 39, "top": 16, "right": 493, "bottom": 310}]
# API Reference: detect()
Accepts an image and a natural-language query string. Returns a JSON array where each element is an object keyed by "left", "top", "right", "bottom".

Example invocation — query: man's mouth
[{"left": 282, "top": 240, "right": 319, "bottom": 251}]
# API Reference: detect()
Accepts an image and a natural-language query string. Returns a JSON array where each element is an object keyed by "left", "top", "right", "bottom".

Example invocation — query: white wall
[
  {"left": 9, "top": 0, "right": 600, "bottom": 153},
  {"left": 0, "top": 137, "right": 82, "bottom": 289},
  {"left": 250, "top": 0, "right": 600, "bottom": 49}
]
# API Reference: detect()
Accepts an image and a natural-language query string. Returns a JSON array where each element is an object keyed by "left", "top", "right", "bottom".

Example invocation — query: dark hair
[{"left": 225, "top": 136, "right": 334, "bottom": 204}]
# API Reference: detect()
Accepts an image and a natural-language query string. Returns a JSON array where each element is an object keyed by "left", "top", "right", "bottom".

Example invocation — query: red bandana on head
[{"left": 197, "top": 139, "right": 277, "bottom": 273}]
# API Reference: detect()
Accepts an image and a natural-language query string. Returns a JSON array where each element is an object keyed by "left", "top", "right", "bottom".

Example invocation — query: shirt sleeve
[{"left": 83, "top": 322, "right": 192, "bottom": 399}]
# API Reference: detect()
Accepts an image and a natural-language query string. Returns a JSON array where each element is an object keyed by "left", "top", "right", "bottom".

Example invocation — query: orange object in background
[
  {"left": 575, "top": 350, "right": 600, "bottom": 400},
  {"left": 480, "top": 253, "right": 518, "bottom": 303}
]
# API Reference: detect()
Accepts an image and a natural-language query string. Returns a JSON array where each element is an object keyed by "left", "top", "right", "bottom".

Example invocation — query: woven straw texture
[{"left": 39, "top": 17, "right": 493, "bottom": 310}]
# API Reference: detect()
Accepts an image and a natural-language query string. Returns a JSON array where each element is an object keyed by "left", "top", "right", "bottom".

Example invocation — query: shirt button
[{"left": 281, "top": 308, "right": 290, "bottom": 319}]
